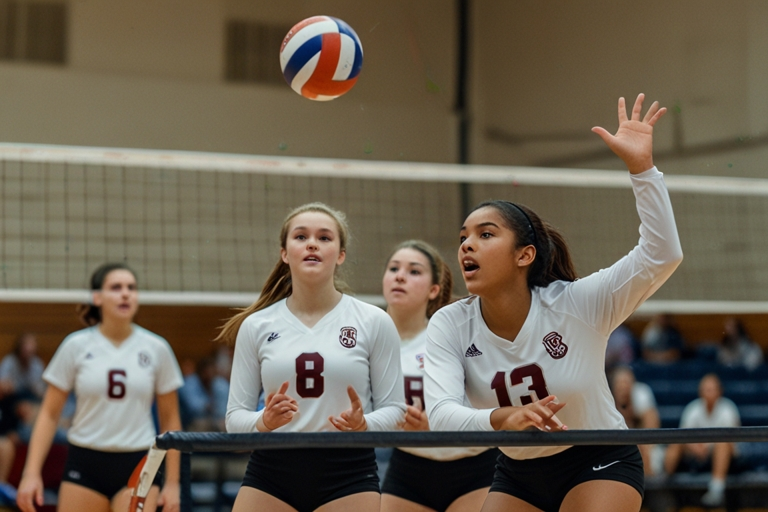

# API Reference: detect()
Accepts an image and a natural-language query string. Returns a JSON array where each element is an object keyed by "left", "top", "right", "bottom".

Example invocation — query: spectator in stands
[
  {"left": 641, "top": 313, "right": 685, "bottom": 363},
  {"left": 717, "top": 317, "right": 763, "bottom": 371},
  {"left": 0, "top": 334, "right": 45, "bottom": 401},
  {"left": 664, "top": 373, "right": 740, "bottom": 507},
  {"left": 0, "top": 333, "right": 47, "bottom": 501},
  {"left": 610, "top": 366, "right": 660, "bottom": 475},
  {"left": 179, "top": 357, "right": 229, "bottom": 432},
  {"left": 606, "top": 323, "right": 638, "bottom": 370}
]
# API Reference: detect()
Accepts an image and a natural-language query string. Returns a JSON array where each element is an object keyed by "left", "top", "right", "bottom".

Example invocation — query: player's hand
[
  {"left": 402, "top": 397, "right": 430, "bottom": 431},
  {"left": 498, "top": 395, "right": 567, "bottom": 432},
  {"left": 329, "top": 386, "right": 367, "bottom": 432},
  {"left": 592, "top": 94, "right": 666, "bottom": 174},
  {"left": 157, "top": 481, "right": 181, "bottom": 512},
  {"left": 258, "top": 381, "right": 298, "bottom": 432},
  {"left": 16, "top": 473, "right": 44, "bottom": 512}
]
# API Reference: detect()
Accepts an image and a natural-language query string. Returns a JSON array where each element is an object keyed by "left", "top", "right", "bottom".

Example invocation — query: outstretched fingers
[{"left": 630, "top": 93, "right": 645, "bottom": 121}]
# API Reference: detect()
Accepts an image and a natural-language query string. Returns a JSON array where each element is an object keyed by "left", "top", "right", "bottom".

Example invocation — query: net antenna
[{"left": 127, "top": 443, "right": 167, "bottom": 512}]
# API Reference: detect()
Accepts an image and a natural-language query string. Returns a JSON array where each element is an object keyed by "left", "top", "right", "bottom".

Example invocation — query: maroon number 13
[{"left": 491, "top": 363, "right": 550, "bottom": 407}]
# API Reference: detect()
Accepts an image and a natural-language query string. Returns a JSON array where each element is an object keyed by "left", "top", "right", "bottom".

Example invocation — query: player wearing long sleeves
[
  {"left": 380, "top": 241, "right": 498, "bottom": 512},
  {"left": 425, "top": 95, "right": 682, "bottom": 512},
  {"left": 217, "top": 202, "right": 405, "bottom": 512}
]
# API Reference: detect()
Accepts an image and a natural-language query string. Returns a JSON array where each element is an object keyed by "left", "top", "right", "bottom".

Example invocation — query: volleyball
[{"left": 279, "top": 16, "right": 363, "bottom": 101}]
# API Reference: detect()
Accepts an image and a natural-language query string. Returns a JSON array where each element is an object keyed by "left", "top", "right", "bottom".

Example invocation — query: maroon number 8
[
  {"left": 404, "top": 376, "right": 425, "bottom": 407},
  {"left": 295, "top": 352, "right": 325, "bottom": 398},
  {"left": 491, "top": 363, "right": 550, "bottom": 406},
  {"left": 108, "top": 369, "right": 127, "bottom": 399}
]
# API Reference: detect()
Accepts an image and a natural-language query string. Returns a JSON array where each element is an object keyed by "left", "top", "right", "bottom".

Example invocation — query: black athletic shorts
[
  {"left": 62, "top": 444, "right": 162, "bottom": 499},
  {"left": 490, "top": 444, "right": 644, "bottom": 512},
  {"left": 242, "top": 448, "right": 380, "bottom": 511},
  {"left": 382, "top": 448, "right": 499, "bottom": 511}
]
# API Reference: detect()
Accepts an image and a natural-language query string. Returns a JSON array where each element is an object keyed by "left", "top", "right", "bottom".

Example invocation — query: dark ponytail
[
  {"left": 76, "top": 262, "right": 137, "bottom": 326},
  {"left": 470, "top": 201, "right": 577, "bottom": 289}
]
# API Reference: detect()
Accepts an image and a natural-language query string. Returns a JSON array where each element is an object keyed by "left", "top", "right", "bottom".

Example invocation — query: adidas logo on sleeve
[{"left": 465, "top": 344, "right": 483, "bottom": 357}]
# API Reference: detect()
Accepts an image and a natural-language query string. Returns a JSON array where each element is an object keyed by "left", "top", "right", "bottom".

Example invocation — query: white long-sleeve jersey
[
  {"left": 399, "top": 330, "right": 489, "bottom": 461},
  {"left": 226, "top": 294, "right": 406, "bottom": 433},
  {"left": 425, "top": 167, "right": 683, "bottom": 460}
]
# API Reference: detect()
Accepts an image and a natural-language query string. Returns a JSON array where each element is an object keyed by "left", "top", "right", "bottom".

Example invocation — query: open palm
[{"left": 592, "top": 94, "right": 666, "bottom": 174}]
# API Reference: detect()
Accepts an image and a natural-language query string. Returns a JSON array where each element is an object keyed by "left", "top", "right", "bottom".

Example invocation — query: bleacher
[{"left": 633, "top": 360, "right": 768, "bottom": 511}]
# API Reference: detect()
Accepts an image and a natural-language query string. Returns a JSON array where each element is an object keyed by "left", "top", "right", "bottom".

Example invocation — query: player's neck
[
  {"left": 98, "top": 319, "right": 134, "bottom": 345},
  {"left": 478, "top": 287, "right": 532, "bottom": 342},
  {"left": 387, "top": 306, "right": 428, "bottom": 341},
  {"left": 286, "top": 281, "right": 343, "bottom": 329}
]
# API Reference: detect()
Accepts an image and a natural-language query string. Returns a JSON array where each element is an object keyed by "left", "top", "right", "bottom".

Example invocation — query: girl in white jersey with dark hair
[
  {"left": 217, "top": 202, "right": 405, "bottom": 512},
  {"left": 425, "top": 95, "right": 683, "bottom": 512},
  {"left": 381, "top": 240, "right": 499, "bottom": 512},
  {"left": 16, "top": 262, "right": 183, "bottom": 512}
]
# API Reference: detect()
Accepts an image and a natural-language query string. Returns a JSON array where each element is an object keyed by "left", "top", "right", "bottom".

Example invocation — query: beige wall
[
  {"left": 0, "top": 0, "right": 458, "bottom": 162},
  {"left": 471, "top": 0, "right": 768, "bottom": 177}
]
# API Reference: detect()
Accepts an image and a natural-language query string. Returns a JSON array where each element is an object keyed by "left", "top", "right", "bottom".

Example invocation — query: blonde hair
[
  {"left": 216, "top": 202, "right": 351, "bottom": 345},
  {"left": 387, "top": 240, "right": 453, "bottom": 318}
]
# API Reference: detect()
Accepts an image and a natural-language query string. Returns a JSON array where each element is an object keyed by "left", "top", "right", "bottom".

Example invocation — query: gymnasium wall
[{"left": 472, "top": 0, "right": 768, "bottom": 178}]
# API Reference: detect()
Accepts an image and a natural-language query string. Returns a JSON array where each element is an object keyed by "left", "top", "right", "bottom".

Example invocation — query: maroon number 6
[
  {"left": 491, "top": 363, "right": 550, "bottom": 406},
  {"left": 108, "top": 369, "right": 127, "bottom": 399},
  {"left": 295, "top": 352, "right": 325, "bottom": 398}
]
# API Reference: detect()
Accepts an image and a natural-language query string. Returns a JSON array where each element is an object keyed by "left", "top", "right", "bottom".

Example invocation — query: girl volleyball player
[
  {"left": 380, "top": 240, "right": 498, "bottom": 512},
  {"left": 424, "top": 94, "right": 682, "bottom": 512},
  {"left": 218, "top": 202, "right": 405, "bottom": 512},
  {"left": 16, "top": 263, "right": 183, "bottom": 512}
]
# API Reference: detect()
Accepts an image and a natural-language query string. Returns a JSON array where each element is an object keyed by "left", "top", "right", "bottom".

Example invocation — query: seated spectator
[
  {"left": 717, "top": 317, "right": 763, "bottom": 371},
  {"left": 664, "top": 373, "right": 740, "bottom": 507},
  {"left": 641, "top": 313, "right": 685, "bottom": 363},
  {"left": 610, "top": 366, "right": 660, "bottom": 475},
  {"left": 606, "top": 323, "right": 638, "bottom": 370},
  {"left": 0, "top": 333, "right": 46, "bottom": 501},
  {"left": 179, "top": 357, "right": 229, "bottom": 432}
]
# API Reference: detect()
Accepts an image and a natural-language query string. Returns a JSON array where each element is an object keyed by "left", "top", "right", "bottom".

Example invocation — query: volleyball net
[
  {"left": 126, "top": 428, "right": 768, "bottom": 512},
  {"left": 2, "top": 142, "right": 768, "bottom": 313}
]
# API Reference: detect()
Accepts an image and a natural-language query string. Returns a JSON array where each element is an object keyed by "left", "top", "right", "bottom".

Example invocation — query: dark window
[
  {"left": 225, "top": 21, "right": 290, "bottom": 85},
  {"left": 0, "top": 1, "right": 67, "bottom": 64}
]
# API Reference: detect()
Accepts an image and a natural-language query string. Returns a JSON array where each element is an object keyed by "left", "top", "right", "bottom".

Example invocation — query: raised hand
[
  {"left": 498, "top": 395, "right": 567, "bottom": 432},
  {"left": 402, "top": 397, "right": 430, "bottom": 432},
  {"left": 329, "top": 386, "right": 368, "bottom": 432},
  {"left": 258, "top": 381, "right": 298, "bottom": 431},
  {"left": 592, "top": 94, "right": 667, "bottom": 174}
]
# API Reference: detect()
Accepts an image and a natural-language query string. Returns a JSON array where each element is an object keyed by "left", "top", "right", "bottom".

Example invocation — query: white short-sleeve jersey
[
  {"left": 226, "top": 294, "right": 406, "bottom": 433},
  {"left": 425, "top": 167, "right": 683, "bottom": 460},
  {"left": 400, "top": 330, "right": 489, "bottom": 461},
  {"left": 43, "top": 325, "right": 184, "bottom": 452},
  {"left": 680, "top": 398, "right": 741, "bottom": 429}
]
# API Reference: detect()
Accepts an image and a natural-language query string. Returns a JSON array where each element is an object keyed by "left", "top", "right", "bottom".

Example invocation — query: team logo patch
[
  {"left": 415, "top": 353, "right": 425, "bottom": 369},
  {"left": 542, "top": 332, "right": 568, "bottom": 359},
  {"left": 138, "top": 351, "right": 152, "bottom": 368},
  {"left": 339, "top": 326, "right": 357, "bottom": 348}
]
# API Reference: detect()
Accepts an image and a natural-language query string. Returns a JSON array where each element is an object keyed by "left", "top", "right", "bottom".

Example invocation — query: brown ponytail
[
  {"left": 470, "top": 201, "right": 577, "bottom": 289},
  {"left": 387, "top": 240, "right": 453, "bottom": 318},
  {"left": 216, "top": 202, "right": 351, "bottom": 345}
]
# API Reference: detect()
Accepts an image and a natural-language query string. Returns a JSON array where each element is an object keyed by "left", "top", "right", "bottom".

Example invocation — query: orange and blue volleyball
[{"left": 280, "top": 16, "right": 363, "bottom": 101}]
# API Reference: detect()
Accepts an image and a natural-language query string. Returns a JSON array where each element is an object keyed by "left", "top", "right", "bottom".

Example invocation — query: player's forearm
[
  {"left": 363, "top": 403, "right": 406, "bottom": 431},
  {"left": 22, "top": 410, "right": 58, "bottom": 476}
]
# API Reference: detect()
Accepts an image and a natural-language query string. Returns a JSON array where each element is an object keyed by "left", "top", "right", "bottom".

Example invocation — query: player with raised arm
[
  {"left": 16, "top": 263, "right": 183, "bottom": 512},
  {"left": 425, "top": 95, "right": 682, "bottom": 512},
  {"left": 380, "top": 240, "right": 499, "bottom": 512},
  {"left": 217, "top": 202, "right": 405, "bottom": 512}
]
